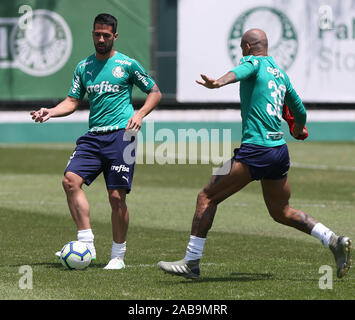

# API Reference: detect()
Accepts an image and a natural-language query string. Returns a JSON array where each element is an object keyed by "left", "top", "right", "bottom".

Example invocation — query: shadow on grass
[
  {"left": 8, "top": 262, "right": 129, "bottom": 270},
  {"left": 197, "top": 272, "right": 274, "bottom": 283},
  {"left": 159, "top": 272, "right": 275, "bottom": 284},
  {"left": 230, "top": 272, "right": 274, "bottom": 281},
  {"left": 5, "top": 262, "right": 129, "bottom": 270},
  {"left": 6, "top": 262, "right": 65, "bottom": 269},
  {"left": 169, "top": 272, "right": 325, "bottom": 283}
]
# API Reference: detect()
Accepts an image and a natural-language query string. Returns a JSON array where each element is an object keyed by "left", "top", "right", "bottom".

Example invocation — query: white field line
[
  {"left": 0, "top": 198, "right": 353, "bottom": 210},
  {"left": 0, "top": 153, "right": 354, "bottom": 172},
  {"left": 291, "top": 162, "right": 355, "bottom": 172},
  {"left": 0, "top": 143, "right": 75, "bottom": 150},
  {"left": 140, "top": 154, "right": 355, "bottom": 172},
  {"left": 1, "top": 110, "right": 355, "bottom": 123},
  {"left": 0, "top": 110, "right": 90, "bottom": 123},
  {"left": 125, "top": 262, "right": 221, "bottom": 268}
]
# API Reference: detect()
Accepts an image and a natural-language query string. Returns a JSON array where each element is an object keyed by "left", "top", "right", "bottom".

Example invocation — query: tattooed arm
[{"left": 195, "top": 72, "right": 237, "bottom": 89}]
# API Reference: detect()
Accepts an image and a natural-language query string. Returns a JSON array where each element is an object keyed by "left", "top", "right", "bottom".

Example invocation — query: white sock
[
  {"left": 77, "top": 229, "right": 96, "bottom": 256},
  {"left": 111, "top": 241, "right": 126, "bottom": 260},
  {"left": 311, "top": 223, "right": 335, "bottom": 247},
  {"left": 184, "top": 235, "right": 206, "bottom": 261}
]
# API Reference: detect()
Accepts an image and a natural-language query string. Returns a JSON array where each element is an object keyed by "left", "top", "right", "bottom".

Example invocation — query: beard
[{"left": 95, "top": 40, "right": 114, "bottom": 54}]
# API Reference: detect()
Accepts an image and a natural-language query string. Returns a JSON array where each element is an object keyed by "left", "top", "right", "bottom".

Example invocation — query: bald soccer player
[{"left": 157, "top": 29, "right": 352, "bottom": 279}]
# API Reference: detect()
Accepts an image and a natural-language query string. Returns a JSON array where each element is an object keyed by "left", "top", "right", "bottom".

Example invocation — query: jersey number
[{"left": 266, "top": 80, "right": 286, "bottom": 120}]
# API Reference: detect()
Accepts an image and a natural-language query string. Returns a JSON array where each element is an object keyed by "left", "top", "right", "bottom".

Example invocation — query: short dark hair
[{"left": 93, "top": 13, "right": 117, "bottom": 33}]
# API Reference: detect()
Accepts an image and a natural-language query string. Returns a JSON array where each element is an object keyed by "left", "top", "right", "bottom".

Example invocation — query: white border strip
[
  {"left": 0, "top": 109, "right": 355, "bottom": 123},
  {"left": 291, "top": 162, "right": 355, "bottom": 172},
  {"left": 0, "top": 111, "right": 89, "bottom": 123}
]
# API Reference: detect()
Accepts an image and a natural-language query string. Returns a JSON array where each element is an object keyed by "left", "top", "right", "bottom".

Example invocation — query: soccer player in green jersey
[
  {"left": 31, "top": 13, "right": 162, "bottom": 269},
  {"left": 158, "top": 29, "right": 351, "bottom": 279}
]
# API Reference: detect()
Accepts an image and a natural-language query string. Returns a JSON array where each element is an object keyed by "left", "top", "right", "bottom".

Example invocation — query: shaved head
[{"left": 241, "top": 28, "right": 268, "bottom": 56}]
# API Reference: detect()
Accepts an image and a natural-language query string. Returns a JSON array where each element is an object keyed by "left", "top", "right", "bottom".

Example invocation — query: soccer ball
[{"left": 60, "top": 241, "right": 92, "bottom": 270}]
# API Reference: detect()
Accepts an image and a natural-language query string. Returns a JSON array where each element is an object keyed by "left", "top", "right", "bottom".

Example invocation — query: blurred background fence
[{"left": 0, "top": 0, "right": 354, "bottom": 142}]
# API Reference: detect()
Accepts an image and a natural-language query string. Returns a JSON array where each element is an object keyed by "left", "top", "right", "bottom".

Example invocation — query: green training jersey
[
  {"left": 231, "top": 55, "right": 306, "bottom": 147},
  {"left": 68, "top": 51, "right": 155, "bottom": 133}
]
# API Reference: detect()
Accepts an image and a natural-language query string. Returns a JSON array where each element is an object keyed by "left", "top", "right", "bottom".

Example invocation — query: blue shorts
[
  {"left": 233, "top": 143, "right": 290, "bottom": 181},
  {"left": 65, "top": 130, "right": 136, "bottom": 192}
]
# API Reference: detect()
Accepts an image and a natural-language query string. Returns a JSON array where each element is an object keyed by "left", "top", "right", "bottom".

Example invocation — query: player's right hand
[{"left": 30, "top": 108, "right": 52, "bottom": 123}]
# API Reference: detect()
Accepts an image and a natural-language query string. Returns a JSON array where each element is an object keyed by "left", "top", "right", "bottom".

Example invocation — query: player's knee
[
  {"left": 108, "top": 190, "right": 127, "bottom": 210},
  {"left": 269, "top": 207, "right": 290, "bottom": 224},
  {"left": 197, "top": 189, "right": 216, "bottom": 206},
  {"left": 62, "top": 176, "right": 71, "bottom": 191},
  {"left": 270, "top": 213, "right": 284, "bottom": 224},
  {"left": 62, "top": 174, "right": 80, "bottom": 193}
]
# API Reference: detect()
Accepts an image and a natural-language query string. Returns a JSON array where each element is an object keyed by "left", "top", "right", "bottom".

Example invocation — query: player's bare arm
[
  {"left": 126, "top": 84, "right": 162, "bottom": 131},
  {"left": 30, "top": 96, "right": 80, "bottom": 123},
  {"left": 196, "top": 72, "right": 236, "bottom": 89}
]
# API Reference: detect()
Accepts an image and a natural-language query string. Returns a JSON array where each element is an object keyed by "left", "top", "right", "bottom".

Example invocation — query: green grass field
[{"left": 0, "top": 142, "right": 354, "bottom": 300}]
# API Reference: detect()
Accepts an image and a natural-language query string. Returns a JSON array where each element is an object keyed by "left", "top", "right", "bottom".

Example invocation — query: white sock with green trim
[{"left": 111, "top": 241, "right": 126, "bottom": 260}]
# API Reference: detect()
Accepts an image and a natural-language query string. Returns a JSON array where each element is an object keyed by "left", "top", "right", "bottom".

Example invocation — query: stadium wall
[{"left": 1, "top": 110, "right": 354, "bottom": 143}]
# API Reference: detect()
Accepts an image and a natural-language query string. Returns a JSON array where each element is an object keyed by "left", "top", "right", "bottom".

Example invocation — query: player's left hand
[
  {"left": 196, "top": 74, "right": 221, "bottom": 89},
  {"left": 282, "top": 104, "right": 308, "bottom": 140},
  {"left": 293, "top": 126, "right": 309, "bottom": 140},
  {"left": 126, "top": 113, "right": 143, "bottom": 131}
]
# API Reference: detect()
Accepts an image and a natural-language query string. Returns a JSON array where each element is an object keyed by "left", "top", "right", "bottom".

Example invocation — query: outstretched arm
[
  {"left": 30, "top": 96, "right": 80, "bottom": 123},
  {"left": 196, "top": 72, "right": 237, "bottom": 89},
  {"left": 196, "top": 61, "right": 257, "bottom": 89},
  {"left": 126, "top": 84, "right": 162, "bottom": 131}
]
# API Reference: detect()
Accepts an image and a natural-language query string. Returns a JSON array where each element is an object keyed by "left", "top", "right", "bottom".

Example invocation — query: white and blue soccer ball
[{"left": 60, "top": 241, "right": 92, "bottom": 270}]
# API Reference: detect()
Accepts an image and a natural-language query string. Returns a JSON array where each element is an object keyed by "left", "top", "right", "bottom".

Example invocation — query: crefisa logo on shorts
[
  {"left": 228, "top": 6, "right": 298, "bottom": 71},
  {"left": 111, "top": 164, "right": 130, "bottom": 173},
  {"left": 0, "top": 9, "right": 72, "bottom": 76}
]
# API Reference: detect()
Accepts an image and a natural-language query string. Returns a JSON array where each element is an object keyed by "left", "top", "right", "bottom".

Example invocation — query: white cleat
[
  {"left": 104, "top": 257, "right": 126, "bottom": 270},
  {"left": 157, "top": 259, "right": 200, "bottom": 279}
]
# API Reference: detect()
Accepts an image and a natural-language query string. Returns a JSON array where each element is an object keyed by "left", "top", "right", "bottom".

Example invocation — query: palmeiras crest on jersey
[
  {"left": 228, "top": 7, "right": 298, "bottom": 71},
  {"left": 112, "top": 65, "right": 125, "bottom": 78},
  {"left": 10, "top": 9, "right": 72, "bottom": 76}
]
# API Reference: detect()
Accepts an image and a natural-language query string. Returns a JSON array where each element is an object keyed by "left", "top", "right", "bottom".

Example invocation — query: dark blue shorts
[
  {"left": 64, "top": 130, "right": 136, "bottom": 192},
  {"left": 233, "top": 143, "right": 290, "bottom": 181}
]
